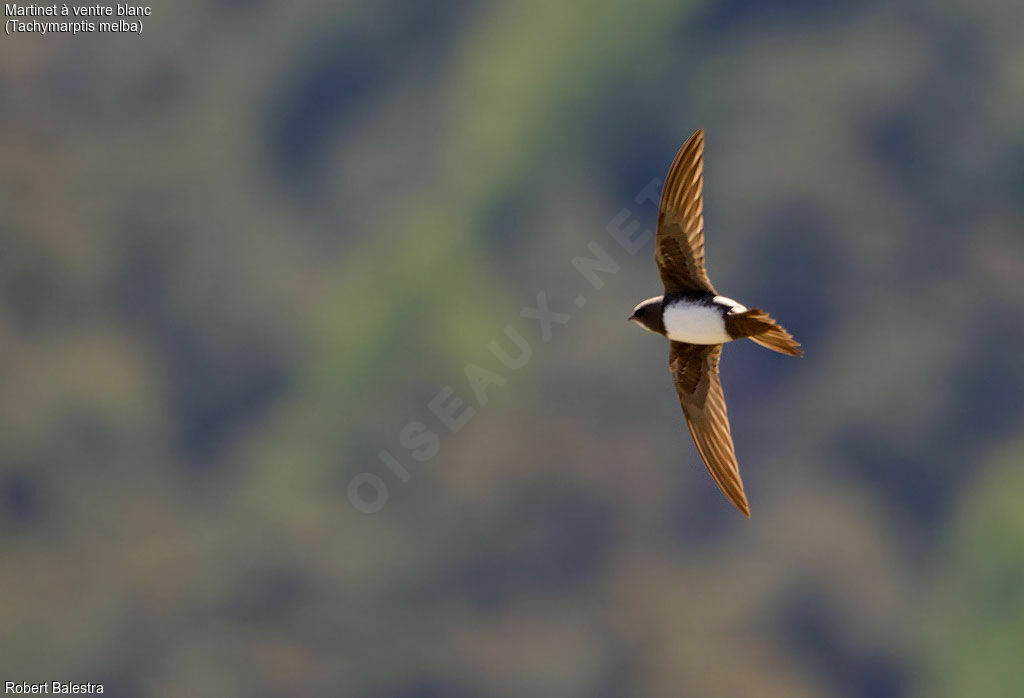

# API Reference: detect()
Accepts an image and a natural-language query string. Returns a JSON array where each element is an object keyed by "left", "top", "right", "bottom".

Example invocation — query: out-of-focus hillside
[{"left": 0, "top": 0, "right": 1022, "bottom": 696}]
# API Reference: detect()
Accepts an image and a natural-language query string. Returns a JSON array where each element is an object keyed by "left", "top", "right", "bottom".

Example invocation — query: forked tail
[{"left": 728, "top": 308, "right": 803, "bottom": 357}]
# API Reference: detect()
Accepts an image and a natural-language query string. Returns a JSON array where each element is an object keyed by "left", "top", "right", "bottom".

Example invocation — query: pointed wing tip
[{"left": 731, "top": 495, "right": 751, "bottom": 517}]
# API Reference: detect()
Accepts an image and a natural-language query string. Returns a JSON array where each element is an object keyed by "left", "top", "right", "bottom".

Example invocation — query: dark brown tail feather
[{"left": 728, "top": 309, "right": 803, "bottom": 357}]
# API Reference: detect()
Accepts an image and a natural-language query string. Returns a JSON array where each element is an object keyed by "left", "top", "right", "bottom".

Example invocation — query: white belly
[{"left": 663, "top": 300, "right": 732, "bottom": 344}]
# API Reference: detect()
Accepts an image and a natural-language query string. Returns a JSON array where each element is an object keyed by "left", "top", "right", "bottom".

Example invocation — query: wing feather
[
  {"left": 655, "top": 130, "right": 717, "bottom": 294},
  {"left": 669, "top": 341, "right": 750, "bottom": 516}
]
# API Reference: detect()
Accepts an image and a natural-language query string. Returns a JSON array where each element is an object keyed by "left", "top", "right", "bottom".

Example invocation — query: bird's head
[{"left": 628, "top": 296, "right": 665, "bottom": 335}]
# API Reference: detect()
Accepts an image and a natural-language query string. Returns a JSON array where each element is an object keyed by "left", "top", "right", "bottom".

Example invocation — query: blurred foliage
[
  {"left": 1, "top": 0, "right": 1022, "bottom": 696},
  {"left": 916, "top": 438, "right": 1024, "bottom": 698}
]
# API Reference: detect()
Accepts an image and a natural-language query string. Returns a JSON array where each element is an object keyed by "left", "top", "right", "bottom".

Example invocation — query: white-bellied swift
[{"left": 629, "top": 129, "right": 802, "bottom": 517}]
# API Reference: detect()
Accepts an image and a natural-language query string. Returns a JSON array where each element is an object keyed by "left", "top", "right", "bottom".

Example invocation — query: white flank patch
[
  {"left": 712, "top": 295, "right": 747, "bottom": 313},
  {"left": 663, "top": 300, "right": 732, "bottom": 344}
]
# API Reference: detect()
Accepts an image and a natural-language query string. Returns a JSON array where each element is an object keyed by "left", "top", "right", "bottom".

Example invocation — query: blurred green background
[{"left": 2, "top": 0, "right": 1023, "bottom": 696}]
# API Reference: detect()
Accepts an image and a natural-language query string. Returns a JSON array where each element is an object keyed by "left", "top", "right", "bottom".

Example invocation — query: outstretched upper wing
[
  {"left": 655, "top": 129, "right": 716, "bottom": 295},
  {"left": 669, "top": 341, "right": 749, "bottom": 516}
]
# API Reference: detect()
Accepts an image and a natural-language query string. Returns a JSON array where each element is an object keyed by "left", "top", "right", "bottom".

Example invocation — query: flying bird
[{"left": 629, "top": 129, "right": 802, "bottom": 517}]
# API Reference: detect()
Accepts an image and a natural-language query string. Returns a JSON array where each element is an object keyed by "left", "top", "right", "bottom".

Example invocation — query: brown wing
[
  {"left": 655, "top": 129, "right": 717, "bottom": 295},
  {"left": 669, "top": 341, "right": 750, "bottom": 516}
]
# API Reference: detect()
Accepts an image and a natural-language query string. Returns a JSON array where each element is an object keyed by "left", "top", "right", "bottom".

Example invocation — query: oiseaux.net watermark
[{"left": 347, "top": 176, "right": 664, "bottom": 514}]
